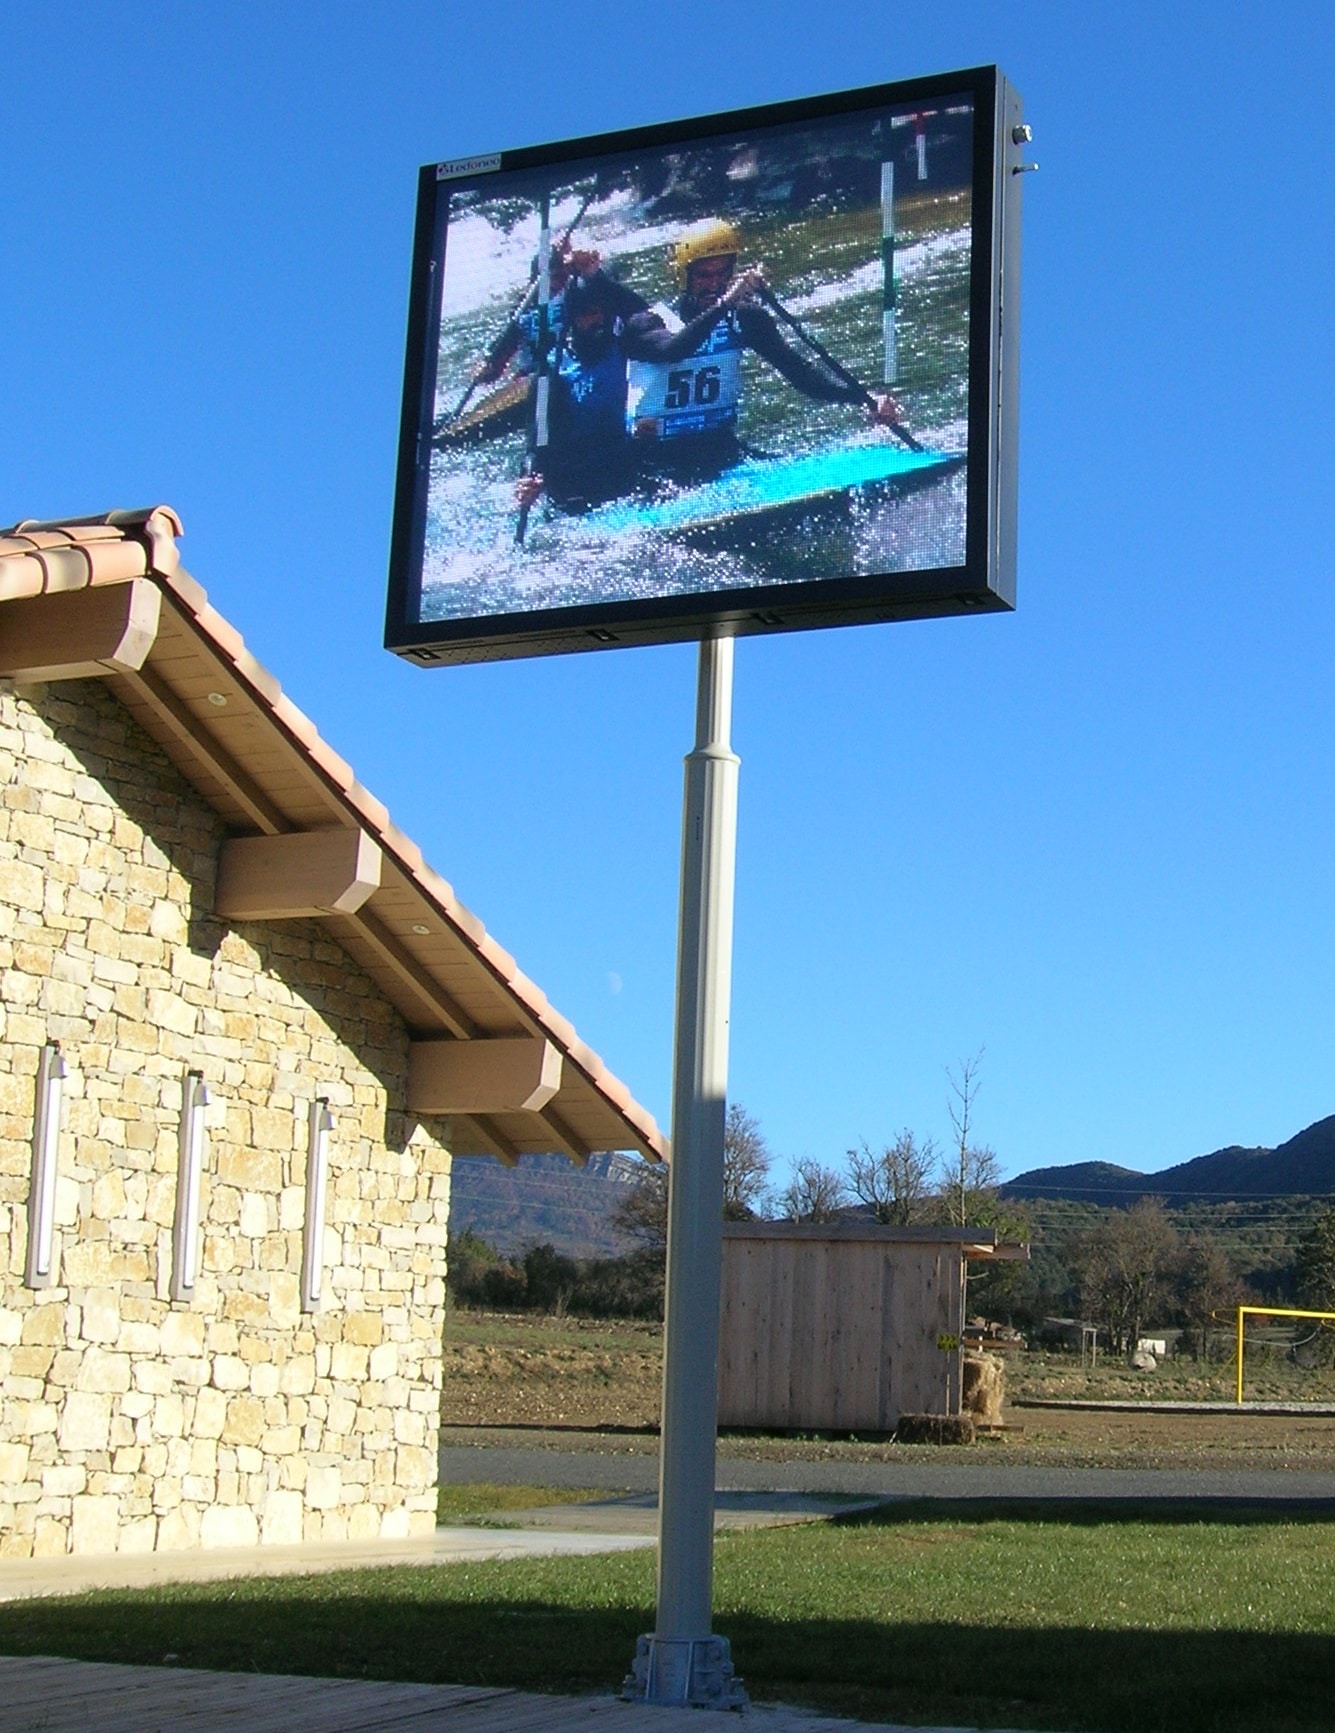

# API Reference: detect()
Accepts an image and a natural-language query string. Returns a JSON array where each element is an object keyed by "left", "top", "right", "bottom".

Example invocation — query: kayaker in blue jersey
[
  {"left": 514, "top": 275, "right": 637, "bottom": 512},
  {"left": 472, "top": 239, "right": 646, "bottom": 389},
  {"left": 622, "top": 218, "right": 903, "bottom": 472}
]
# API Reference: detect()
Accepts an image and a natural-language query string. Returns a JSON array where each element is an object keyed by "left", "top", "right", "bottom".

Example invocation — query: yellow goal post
[{"left": 1235, "top": 1305, "right": 1335, "bottom": 1404}]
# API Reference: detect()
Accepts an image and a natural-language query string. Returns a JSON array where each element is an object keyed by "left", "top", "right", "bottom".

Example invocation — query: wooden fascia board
[
  {"left": 0, "top": 578, "right": 161, "bottom": 681},
  {"left": 408, "top": 1036, "right": 562, "bottom": 1116},
  {"left": 216, "top": 829, "right": 382, "bottom": 920}
]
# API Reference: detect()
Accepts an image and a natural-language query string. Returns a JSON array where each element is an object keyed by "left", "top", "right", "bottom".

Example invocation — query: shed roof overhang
[
  {"left": 722, "top": 1220, "right": 1029, "bottom": 1258},
  {"left": 0, "top": 507, "right": 666, "bottom": 1166}
]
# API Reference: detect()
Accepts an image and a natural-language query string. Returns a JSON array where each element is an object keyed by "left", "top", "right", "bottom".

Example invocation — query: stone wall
[{"left": 0, "top": 677, "right": 450, "bottom": 1559}]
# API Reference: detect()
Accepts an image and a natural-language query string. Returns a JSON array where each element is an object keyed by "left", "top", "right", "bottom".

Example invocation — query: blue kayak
[{"left": 582, "top": 439, "right": 962, "bottom": 542}]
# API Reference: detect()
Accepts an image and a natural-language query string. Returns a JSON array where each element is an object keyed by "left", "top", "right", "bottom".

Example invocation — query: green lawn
[
  {"left": 3, "top": 1502, "right": 1334, "bottom": 1731},
  {"left": 435, "top": 1481, "right": 616, "bottom": 1525}
]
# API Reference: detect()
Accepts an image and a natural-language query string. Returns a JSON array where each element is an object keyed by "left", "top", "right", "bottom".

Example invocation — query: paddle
[
  {"left": 515, "top": 190, "right": 553, "bottom": 547},
  {"left": 439, "top": 182, "right": 600, "bottom": 447},
  {"left": 437, "top": 379, "right": 479, "bottom": 435},
  {"left": 758, "top": 285, "right": 925, "bottom": 454}
]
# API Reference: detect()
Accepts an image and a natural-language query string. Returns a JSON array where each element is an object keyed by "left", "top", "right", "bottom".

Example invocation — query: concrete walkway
[
  {"left": 0, "top": 1525, "right": 653, "bottom": 1605},
  {"left": 0, "top": 1491, "right": 864, "bottom": 1604},
  {"left": 0, "top": 1655, "right": 1043, "bottom": 1732}
]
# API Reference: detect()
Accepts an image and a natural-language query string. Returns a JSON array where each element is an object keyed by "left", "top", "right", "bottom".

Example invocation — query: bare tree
[
  {"left": 611, "top": 1101, "right": 772, "bottom": 1247},
  {"left": 1176, "top": 1233, "right": 1241, "bottom": 1362},
  {"left": 723, "top": 1102, "right": 772, "bottom": 1221},
  {"left": 778, "top": 1157, "right": 849, "bottom": 1223},
  {"left": 846, "top": 1131, "right": 935, "bottom": 1224},
  {"left": 611, "top": 1161, "right": 668, "bottom": 1250},
  {"left": 1074, "top": 1198, "right": 1179, "bottom": 1356},
  {"left": 940, "top": 1049, "right": 1001, "bottom": 1226}
]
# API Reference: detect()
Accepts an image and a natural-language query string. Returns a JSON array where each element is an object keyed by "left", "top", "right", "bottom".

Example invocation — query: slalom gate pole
[
  {"left": 881, "top": 160, "right": 896, "bottom": 386},
  {"left": 515, "top": 191, "right": 551, "bottom": 547}
]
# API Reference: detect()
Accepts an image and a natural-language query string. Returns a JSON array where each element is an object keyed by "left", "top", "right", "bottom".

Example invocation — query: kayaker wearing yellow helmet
[{"left": 622, "top": 217, "right": 902, "bottom": 464}]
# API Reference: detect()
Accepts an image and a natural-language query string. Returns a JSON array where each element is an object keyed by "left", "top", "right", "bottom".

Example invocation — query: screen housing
[{"left": 386, "top": 64, "right": 1024, "bottom": 667}]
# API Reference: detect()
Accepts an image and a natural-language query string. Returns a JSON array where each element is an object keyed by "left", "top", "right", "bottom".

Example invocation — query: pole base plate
[{"left": 623, "top": 1633, "right": 747, "bottom": 1710}]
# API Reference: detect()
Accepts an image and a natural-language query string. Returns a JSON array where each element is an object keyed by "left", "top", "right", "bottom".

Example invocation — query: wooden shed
[{"left": 718, "top": 1221, "right": 1027, "bottom": 1434}]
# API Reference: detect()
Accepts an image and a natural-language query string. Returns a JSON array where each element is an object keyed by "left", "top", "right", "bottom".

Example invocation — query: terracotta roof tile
[
  {"left": 305, "top": 734, "right": 356, "bottom": 794},
  {"left": 165, "top": 566, "right": 209, "bottom": 615},
  {"left": 270, "top": 693, "right": 322, "bottom": 751},
  {"left": 478, "top": 935, "right": 519, "bottom": 983},
  {"left": 141, "top": 514, "right": 183, "bottom": 573},
  {"left": 415, "top": 863, "right": 460, "bottom": 909},
  {"left": 115, "top": 505, "right": 183, "bottom": 536},
  {"left": 345, "top": 781, "right": 391, "bottom": 834},
  {"left": 541, "top": 1007, "right": 578, "bottom": 1049},
  {"left": 0, "top": 554, "right": 48, "bottom": 603},
  {"left": 448, "top": 904, "right": 487, "bottom": 947},
  {"left": 380, "top": 822, "right": 424, "bottom": 876},
  {"left": 57, "top": 524, "right": 129, "bottom": 545},
  {"left": 566, "top": 1036, "right": 606, "bottom": 1079},
  {"left": 13, "top": 504, "right": 180, "bottom": 538},
  {"left": 0, "top": 508, "right": 179, "bottom": 592},
  {"left": 84, "top": 539, "right": 153, "bottom": 586},
  {"left": 39, "top": 547, "right": 96, "bottom": 591},
  {"left": 508, "top": 972, "right": 551, "bottom": 1018},
  {"left": 194, "top": 604, "right": 246, "bottom": 663},
  {"left": 231, "top": 647, "right": 283, "bottom": 709},
  {"left": 10, "top": 530, "right": 78, "bottom": 551},
  {"left": 596, "top": 1072, "right": 634, "bottom": 1113}
]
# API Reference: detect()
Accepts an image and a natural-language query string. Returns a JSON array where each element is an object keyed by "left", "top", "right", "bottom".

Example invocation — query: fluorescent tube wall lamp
[
  {"left": 301, "top": 1096, "right": 334, "bottom": 1312},
  {"left": 170, "top": 1069, "right": 210, "bottom": 1302},
  {"left": 25, "top": 1042, "right": 66, "bottom": 1288}
]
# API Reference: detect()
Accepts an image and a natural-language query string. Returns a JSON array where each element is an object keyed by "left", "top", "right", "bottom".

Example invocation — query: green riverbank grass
[{"left": 3, "top": 1502, "right": 1334, "bottom": 1731}]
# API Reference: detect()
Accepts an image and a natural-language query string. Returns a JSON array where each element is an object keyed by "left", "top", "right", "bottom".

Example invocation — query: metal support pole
[{"left": 625, "top": 635, "right": 745, "bottom": 1710}]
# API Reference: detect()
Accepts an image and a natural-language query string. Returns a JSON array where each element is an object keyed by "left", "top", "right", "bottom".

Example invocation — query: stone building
[{"left": 0, "top": 507, "right": 664, "bottom": 1561}]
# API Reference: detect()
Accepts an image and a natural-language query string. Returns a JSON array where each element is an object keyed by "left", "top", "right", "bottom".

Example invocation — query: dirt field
[
  {"left": 440, "top": 1311, "right": 662, "bottom": 1430},
  {"left": 440, "top": 1308, "right": 1335, "bottom": 1472}
]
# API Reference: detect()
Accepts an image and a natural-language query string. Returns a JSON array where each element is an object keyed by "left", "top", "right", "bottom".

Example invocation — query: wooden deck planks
[
  {"left": 0, "top": 1654, "right": 964, "bottom": 1731},
  {"left": 0, "top": 1657, "right": 512, "bottom": 1732}
]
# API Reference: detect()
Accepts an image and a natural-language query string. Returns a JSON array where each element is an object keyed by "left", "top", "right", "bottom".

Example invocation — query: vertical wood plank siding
[{"left": 718, "top": 1230, "right": 969, "bottom": 1431}]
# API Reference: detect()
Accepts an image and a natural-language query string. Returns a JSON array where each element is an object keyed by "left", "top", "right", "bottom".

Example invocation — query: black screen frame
[{"left": 386, "top": 64, "right": 1023, "bottom": 666}]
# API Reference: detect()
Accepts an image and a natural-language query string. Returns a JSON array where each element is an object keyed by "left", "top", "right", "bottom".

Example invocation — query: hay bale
[
  {"left": 962, "top": 1350, "right": 1005, "bottom": 1423},
  {"left": 896, "top": 1412, "right": 976, "bottom": 1445}
]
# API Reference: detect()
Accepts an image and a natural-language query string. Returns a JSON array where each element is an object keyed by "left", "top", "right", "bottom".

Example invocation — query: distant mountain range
[
  {"left": 448, "top": 1149, "right": 645, "bottom": 1259},
  {"left": 449, "top": 1113, "right": 1335, "bottom": 1259},
  {"left": 1001, "top": 1114, "right": 1335, "bottom": 1206}
]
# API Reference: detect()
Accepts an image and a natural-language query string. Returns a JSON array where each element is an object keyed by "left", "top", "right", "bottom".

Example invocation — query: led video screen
[{"left": 387, "top": 66, "right": 1023, "bottom": 664}]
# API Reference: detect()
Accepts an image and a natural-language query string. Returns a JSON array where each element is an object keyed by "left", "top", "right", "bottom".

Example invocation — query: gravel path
[{"left": 440, "top": 1440, "right": 1335, "bottom": 1506}]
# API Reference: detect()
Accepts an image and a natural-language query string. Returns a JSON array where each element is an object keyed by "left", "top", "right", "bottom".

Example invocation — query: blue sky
[{"left": 7, "top": 2, "right": 1335, "bottom": 1185}]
